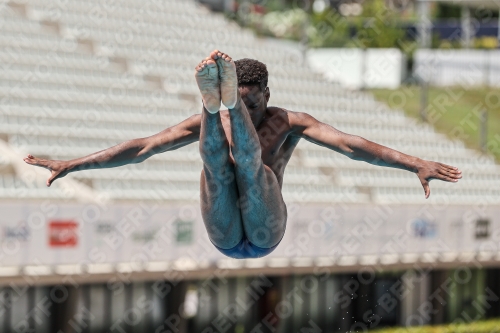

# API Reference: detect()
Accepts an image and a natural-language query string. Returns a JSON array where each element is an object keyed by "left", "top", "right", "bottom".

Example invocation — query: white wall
[
  {"left": 414, "top": 49, "right": 500, "bottom": 87},
  {"left": 306, "top": 48, "right": 406, "bottom": 89},
  {"left": 0, "top": 201, "right": 498, "bottom": 268}
]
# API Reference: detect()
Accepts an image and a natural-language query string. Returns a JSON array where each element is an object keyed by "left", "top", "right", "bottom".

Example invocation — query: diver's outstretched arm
[
  {"left": 23, "top": 114, "right": 201, "bottom": 186},
  {"left": 289, "top": 111, "right": 462, "bottom": 198}
]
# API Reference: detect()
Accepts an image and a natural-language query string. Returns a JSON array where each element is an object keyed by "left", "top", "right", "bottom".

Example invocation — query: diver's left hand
[{"left": 416, "top": 160, "right": 462, "bottom": 199}]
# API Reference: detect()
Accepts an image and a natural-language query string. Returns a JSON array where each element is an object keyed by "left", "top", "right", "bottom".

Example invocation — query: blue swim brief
[{"left": 212, "top": 237, "right": 281, "bottom": 259}]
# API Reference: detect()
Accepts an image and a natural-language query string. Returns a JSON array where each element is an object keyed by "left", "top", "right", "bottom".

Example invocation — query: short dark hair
[{"left": 234, "top": 58, "right": 268, "bottom": 91}]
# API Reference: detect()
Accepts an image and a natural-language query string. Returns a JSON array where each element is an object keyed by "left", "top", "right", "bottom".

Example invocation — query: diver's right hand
[{"left": 23, "top": 154, "right": 69, "bottom": 187}]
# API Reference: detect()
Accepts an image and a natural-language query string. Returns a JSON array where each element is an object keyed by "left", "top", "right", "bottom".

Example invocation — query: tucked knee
[
  {"left": 246, "top": 226, "right": 281, "bottom": 249},
  {"left": 246, "top": 213, "right": 286, "bottom": 248},
  {"left": 247, "top": 227, "right": 270, "bottom": 247}
]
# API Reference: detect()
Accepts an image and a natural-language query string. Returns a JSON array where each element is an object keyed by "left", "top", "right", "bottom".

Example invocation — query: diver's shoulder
[{"left": 267, "top": 106, "right": 292, "bottom": 116}]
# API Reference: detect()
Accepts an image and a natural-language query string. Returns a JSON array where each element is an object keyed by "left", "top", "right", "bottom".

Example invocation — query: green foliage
[
  {"left": 349, "top": 0, "right": 405, "bottom": 48},
  {"left": 435, "top": 3, "right": 499, "bottom": 19},
  {"left": 261, "top": 0, "right": 288, "bottom": 12},
  {"left": 308, "top": 8, "right": 351, "bottom": 47},
  {"left": 368, "top": 319, "right": 500, "bottom": 333},
  {"left": 309, "top": 0, "right": 408, "bottom": 49},
  {"left": 259, "top": 8, "right": 308, "bottom": 40},
  {"left": 435, "top": 3, "right": 462, "bottom": 19},
  {"left": 370, "top": 86, "right": 500, "bottom": 164},
  {"left": 234, "top": 0, "right": 498, "bottom": 51},
  {"left": 235, "top": 0, "right": 408, "bottom": 49}
]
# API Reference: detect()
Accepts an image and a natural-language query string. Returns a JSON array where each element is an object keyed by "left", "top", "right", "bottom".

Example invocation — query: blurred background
[{"left": 0, "top": 0, "right": 500, "bottom": 332}]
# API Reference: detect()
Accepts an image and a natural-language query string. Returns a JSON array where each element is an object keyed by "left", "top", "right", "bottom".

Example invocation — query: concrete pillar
[
  {"left": 461, "top": 6, "right": 472, "bottom": 48},
  {"left": 400, "top": 270, "right": 431, "bottom": 326},
  {"left": 417, "top": 0, "right": 432, "bottom": 48}
]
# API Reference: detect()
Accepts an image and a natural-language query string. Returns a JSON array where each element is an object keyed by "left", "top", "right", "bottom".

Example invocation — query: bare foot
[
  {"left": 210, "top": 50, "right": 238, "bottom": 110},
  {"left": 195, "top": 56, "right": 221, "bottom": 114},
  {"left": 23, "top": 154, "right": 69, "bottom": 186}
]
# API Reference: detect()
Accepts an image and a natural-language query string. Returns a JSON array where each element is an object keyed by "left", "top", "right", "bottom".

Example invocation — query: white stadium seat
[{"left": 0, "top": 0, "right": 498, "bottom": 204}]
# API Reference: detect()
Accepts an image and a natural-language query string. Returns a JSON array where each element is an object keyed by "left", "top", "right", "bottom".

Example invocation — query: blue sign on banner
[{"left": 411, "top": 218, "right": 436, "bottom": 238}]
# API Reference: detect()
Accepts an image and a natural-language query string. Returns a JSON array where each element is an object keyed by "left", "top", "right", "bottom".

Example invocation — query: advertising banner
[{"left": 0, "top": 201, "right": 498, "bottom": 267}]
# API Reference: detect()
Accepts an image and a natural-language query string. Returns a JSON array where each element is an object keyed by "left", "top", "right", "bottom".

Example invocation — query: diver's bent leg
[
  {"left": 233, "top": 163, "right": 287, "bottom": 249},
  {"left": 212, "top": 49, "right": 286, "bottom": 250},
  {"left": 228, "top": 95, "right": 262, "bottom": 162},
  {"left": 228, "top": 99, "right": 287, "bottom": 249},
  {"left": 199, "top": 106, "right": 244, "bottom": 249}
]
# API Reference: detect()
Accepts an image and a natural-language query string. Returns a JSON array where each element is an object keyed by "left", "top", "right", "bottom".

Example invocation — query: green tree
[
  {"left": 309, "top": 7, "right": 351, "bottom": 47},
  {"left": 350, "top": 0, "right": 405, "bottom": 48}
]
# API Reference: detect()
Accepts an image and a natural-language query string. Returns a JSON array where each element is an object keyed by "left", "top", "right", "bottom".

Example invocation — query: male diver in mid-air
[{"left": 24, "top": 50, "right": 462, "bottom": 259}]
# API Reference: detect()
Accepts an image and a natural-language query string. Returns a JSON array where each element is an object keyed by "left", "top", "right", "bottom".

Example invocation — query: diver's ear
[{"left": 265, "top": 87, "right": 270, "bottom": 103}]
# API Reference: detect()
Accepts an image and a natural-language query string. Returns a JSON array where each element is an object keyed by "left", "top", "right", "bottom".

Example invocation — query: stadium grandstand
[{"left": 0, "top": 0, "right": 499, "bottom": 332}]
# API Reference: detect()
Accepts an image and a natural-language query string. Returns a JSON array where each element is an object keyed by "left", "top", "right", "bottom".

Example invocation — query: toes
[
  {"left": 220, "top": 54, "right": 232, "bottom": 62},
  {"left": 196, "top": 58, "right": 216, "bottom": 72},
  {"left": 210, "top": 50, "right": 220, "bottom": 60},
  {"left": 203, "top": 57, "right": 216, "bottom": 66},
  {"left": 210, "top": 50, "right": 233, "bottom": 63},
  {"left": 206, "top": 50, "right": 234, "bottom": 63},
  {"left": 195, "top": 64, "right": 205, "bottom": 72},
  {"left": 24, "top": 155, "right": 35, "bottom": 164},
  {"left": 24, "top": 156, "right": 43, "bottom": 167},
  {"left": 196, "top": 60, "right": 206, "bottom": 68}
]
